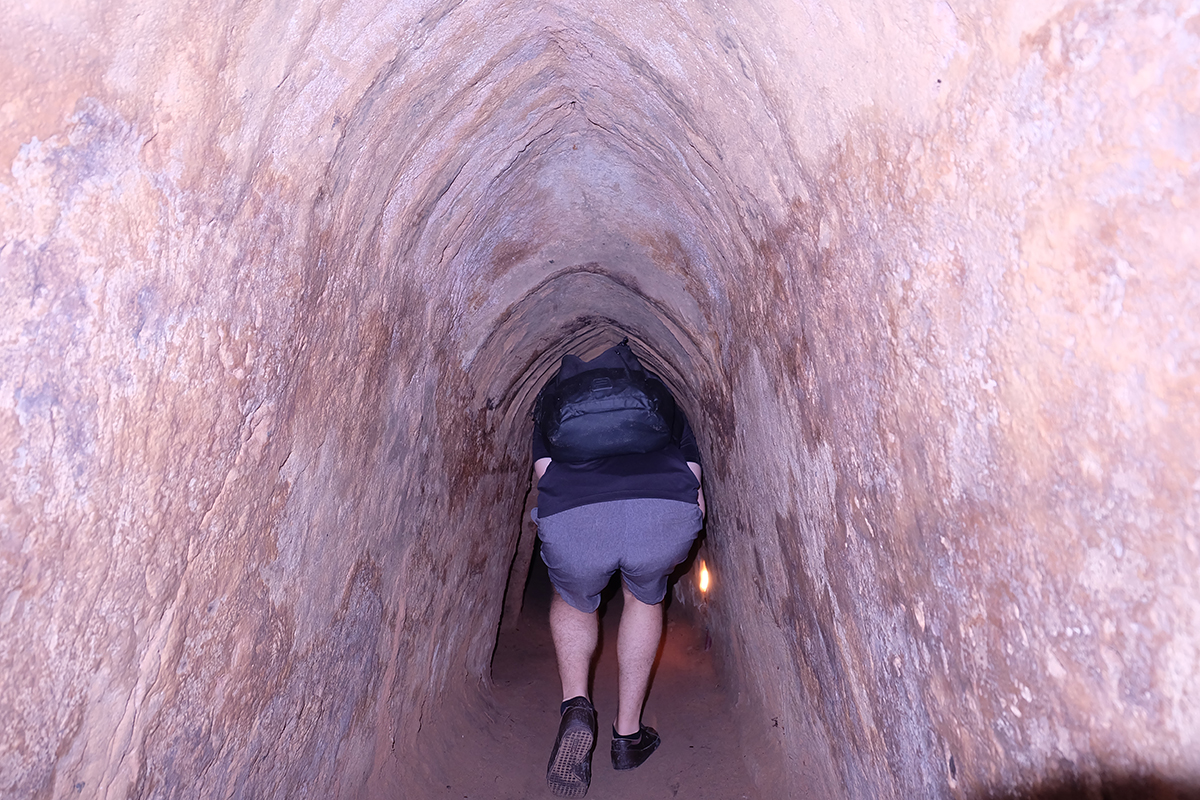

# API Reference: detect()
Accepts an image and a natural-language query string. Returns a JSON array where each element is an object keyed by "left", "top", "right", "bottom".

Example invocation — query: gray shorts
[{"left": 534, "top": 498, "right": 703, "bottom": 613}]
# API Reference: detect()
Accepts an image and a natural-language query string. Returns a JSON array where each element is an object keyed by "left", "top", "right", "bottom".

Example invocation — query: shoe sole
[{"left": 547, "top": 725, "right": 594, "bottom": 798}]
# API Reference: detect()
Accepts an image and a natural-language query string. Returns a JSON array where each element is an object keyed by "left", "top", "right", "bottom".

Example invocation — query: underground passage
[{"left": 2, "top": 1, "right": 1198, "bottom": 798}]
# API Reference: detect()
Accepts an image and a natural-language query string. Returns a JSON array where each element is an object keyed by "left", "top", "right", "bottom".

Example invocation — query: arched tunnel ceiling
[
  {"left": 306, "top": 7, "right": 775, "bottom": 440},
  {"left": 319, "top": 10, "right": 755, "bottom": 407},
  {"left": 2, "top": 0, "right": 1199, "bottom": 798}
]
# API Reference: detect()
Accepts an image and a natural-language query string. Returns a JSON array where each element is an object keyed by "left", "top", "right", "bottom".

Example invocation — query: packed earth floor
[{"left": 442, "top": 553, "right": 764, "bottom": 800}]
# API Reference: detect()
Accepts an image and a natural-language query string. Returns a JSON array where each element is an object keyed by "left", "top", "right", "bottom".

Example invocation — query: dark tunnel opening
[{"left": 4, "top": 2, "right": 1199, "bottom": 799}]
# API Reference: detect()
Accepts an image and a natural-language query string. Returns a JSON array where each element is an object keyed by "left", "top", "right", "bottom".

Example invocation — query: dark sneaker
[
  {"left": 547, "top": 697, "right": 597, "bottom": 797},
  {"left": 610, "top": 724, "right": 661, "bottom": 770}
]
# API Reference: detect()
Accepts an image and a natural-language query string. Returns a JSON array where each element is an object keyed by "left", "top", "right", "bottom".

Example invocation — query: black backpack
[{"left": 535, "top": 339, "right": 676, "bottom": 463}]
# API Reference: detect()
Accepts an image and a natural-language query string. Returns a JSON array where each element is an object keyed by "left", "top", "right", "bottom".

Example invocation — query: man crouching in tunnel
[{"left": 530, "top": 338, "right": 705, "bottom": 798}]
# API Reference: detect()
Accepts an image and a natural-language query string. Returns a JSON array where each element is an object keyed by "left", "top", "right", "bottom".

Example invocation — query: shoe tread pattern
[{"left": 547, "top": 723, "right": 594, "bottom": 797}]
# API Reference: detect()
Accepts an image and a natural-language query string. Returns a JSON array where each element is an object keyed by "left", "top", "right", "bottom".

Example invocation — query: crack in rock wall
[{"left": 2, "top": 1, "right": 1198, "bottom": 798}]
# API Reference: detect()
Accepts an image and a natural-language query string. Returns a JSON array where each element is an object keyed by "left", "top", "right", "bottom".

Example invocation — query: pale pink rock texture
[{"left": 2, "top": 1, "right": 1197, "bottom": 797}]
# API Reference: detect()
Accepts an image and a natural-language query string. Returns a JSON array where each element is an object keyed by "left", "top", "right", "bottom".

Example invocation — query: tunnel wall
[
  {"left": 702, "top": 3, "right": 1200, "bottom": 797},
  {"left": 3, "top": 1, "right": 1198, "bottom": 799},
  {"left": 1, "top": 2, "right": 523, "bottom": 796}
]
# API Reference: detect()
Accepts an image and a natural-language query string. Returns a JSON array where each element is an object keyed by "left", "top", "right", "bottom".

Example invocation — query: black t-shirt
[{"left": 532, "top": 411, "right": 701, "bottom": 518}]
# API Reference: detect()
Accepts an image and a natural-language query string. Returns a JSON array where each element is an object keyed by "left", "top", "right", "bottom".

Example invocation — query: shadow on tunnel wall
[{"left": 981, "top": 774, "right": 1200, "bottom": 800}]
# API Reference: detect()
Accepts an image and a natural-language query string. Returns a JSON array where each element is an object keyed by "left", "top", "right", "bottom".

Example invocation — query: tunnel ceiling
[
  {"left": 3, "top": 0, "right": 1199, "bottom": 798},
  {"left": 318, "top": 7, "right": 763, "bottom": 412}
]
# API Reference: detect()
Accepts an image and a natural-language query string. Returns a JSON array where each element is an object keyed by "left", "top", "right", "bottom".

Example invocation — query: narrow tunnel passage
[{"left": 3, "top": 2, "right": 1199, "bottom": 799}]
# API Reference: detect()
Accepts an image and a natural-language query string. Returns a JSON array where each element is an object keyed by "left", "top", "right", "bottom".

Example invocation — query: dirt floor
[{"left": 438, "top": 554, "right": 761, "bottom": 799}]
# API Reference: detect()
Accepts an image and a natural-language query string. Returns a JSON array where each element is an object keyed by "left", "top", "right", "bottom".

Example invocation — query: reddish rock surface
[{"left": 2, "top": 1, "right": 1197, "bottom": 798}]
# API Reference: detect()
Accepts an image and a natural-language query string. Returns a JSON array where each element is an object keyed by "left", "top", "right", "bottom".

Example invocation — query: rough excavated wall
[
  {"left": 706, "top": 3, "right": 1200, "bottom": 798},
  {"left": 0, "top": 2, "right": 521, "bottom": 797},
  {"left": 2, "top": 1, "right": 1197, "bottom": 799}
]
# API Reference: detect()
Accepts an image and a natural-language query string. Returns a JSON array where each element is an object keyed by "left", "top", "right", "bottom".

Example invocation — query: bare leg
[
  {"left": 615, "top": 582, "right": 663, "bottom": 736},
  {"left": 550, "top": 590, "right": 598, "bottom": 701}
]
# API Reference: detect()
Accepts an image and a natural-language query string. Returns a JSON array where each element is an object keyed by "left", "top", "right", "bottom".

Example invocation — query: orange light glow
[{"left": 699, "top": 561, "right": 710, "bottom": 593}]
